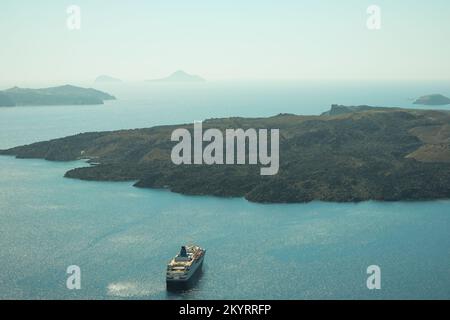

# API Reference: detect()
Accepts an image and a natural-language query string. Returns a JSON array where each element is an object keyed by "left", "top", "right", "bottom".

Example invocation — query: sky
[{"left": 1, "top": 0, "right": 450, "bottom": 86}]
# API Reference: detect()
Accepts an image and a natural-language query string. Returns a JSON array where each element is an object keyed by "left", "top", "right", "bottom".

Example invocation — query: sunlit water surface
[{"left": 0, "top": 81, "right": 449, "bottom": 299}]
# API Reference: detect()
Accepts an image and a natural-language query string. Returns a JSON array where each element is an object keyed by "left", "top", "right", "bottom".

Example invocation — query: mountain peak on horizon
[
  {"left": 95, "top": 75, "right": 122, "bottom": 83},
  {"left": 147, "top": 70, "right": 205, "bottom": 83}
]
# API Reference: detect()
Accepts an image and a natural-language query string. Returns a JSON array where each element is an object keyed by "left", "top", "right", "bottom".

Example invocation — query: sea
[{"left": 0, "top": 80, "right": 449, "bottom": 299}]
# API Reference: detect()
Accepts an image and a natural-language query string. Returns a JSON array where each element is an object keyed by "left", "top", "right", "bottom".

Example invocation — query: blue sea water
[{"left": 0, "top": 81, "right": 449, "bottom": 299}]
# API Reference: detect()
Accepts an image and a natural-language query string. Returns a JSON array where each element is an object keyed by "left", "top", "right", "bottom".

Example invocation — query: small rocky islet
[{"left": 413, "top": 94, "right": 450, "bottom": 106}]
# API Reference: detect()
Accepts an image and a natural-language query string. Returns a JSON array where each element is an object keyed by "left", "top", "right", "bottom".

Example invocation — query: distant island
[
  {"left": 2, "top": 105, "right": 450, "bottom": 203},
  {"left": 147, "top": 70, "right": 205, "bottom": 83},
  {"left": 413, "top": 94, "right": 450, "bottom": 106},
  {"left": 0, "top": 85, "right": 116, "bottom": 106},
  {"left": 95, "top": 75, "right": 122, "bottom": 83}
]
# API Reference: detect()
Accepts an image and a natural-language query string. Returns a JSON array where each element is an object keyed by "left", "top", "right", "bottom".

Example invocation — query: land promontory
[
  {"left": 0, "top": 85, "right": 115, "bottom": 106},
  {"left": 1, "top": 105, "right": 450, "bottom": 203}
]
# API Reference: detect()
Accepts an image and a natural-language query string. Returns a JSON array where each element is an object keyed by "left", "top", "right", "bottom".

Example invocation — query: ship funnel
[{"left": 179, "top": 246, "right": 188, "bottom": 257}]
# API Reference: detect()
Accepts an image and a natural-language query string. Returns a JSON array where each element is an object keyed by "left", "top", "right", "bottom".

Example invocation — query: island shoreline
[{"left": 1, "top": 105, "right": 450, "bottom": 204}]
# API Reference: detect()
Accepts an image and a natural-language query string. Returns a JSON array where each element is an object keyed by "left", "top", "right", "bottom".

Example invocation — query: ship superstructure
[{"left": 166, "top": 245, "right": 205, "bottom": 290}]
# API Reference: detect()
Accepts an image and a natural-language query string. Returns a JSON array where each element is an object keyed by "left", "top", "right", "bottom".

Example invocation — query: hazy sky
[{"left": 1, "top": 0, "right": 450, "bottom": 85}]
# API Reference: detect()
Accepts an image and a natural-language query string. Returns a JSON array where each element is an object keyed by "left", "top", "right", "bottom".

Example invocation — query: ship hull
[{"left": 166, "top": 257, "right": 204, "bottom": 291}]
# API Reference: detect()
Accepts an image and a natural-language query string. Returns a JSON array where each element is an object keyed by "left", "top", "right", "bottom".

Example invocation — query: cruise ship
[{"left": 166, "top": 245, "right": 206, "bottom": 290}]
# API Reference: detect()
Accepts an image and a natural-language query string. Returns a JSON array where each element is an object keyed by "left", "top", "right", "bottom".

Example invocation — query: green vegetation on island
[
  {"left": 0, "top": 85, "right": 116, "bottom": 106},
  {"left": 1, "top": 105, "right": 450, "bottom": 203}
]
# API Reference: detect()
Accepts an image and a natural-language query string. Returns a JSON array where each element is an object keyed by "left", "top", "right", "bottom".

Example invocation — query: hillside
[{"left": 0, "top": 92, "right": 15, "bottom": 106}]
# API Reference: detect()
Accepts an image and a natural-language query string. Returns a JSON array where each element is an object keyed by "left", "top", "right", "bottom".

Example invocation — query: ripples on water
[{"left": 0, "top": 81, "right": 449, "bottom": 299}]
